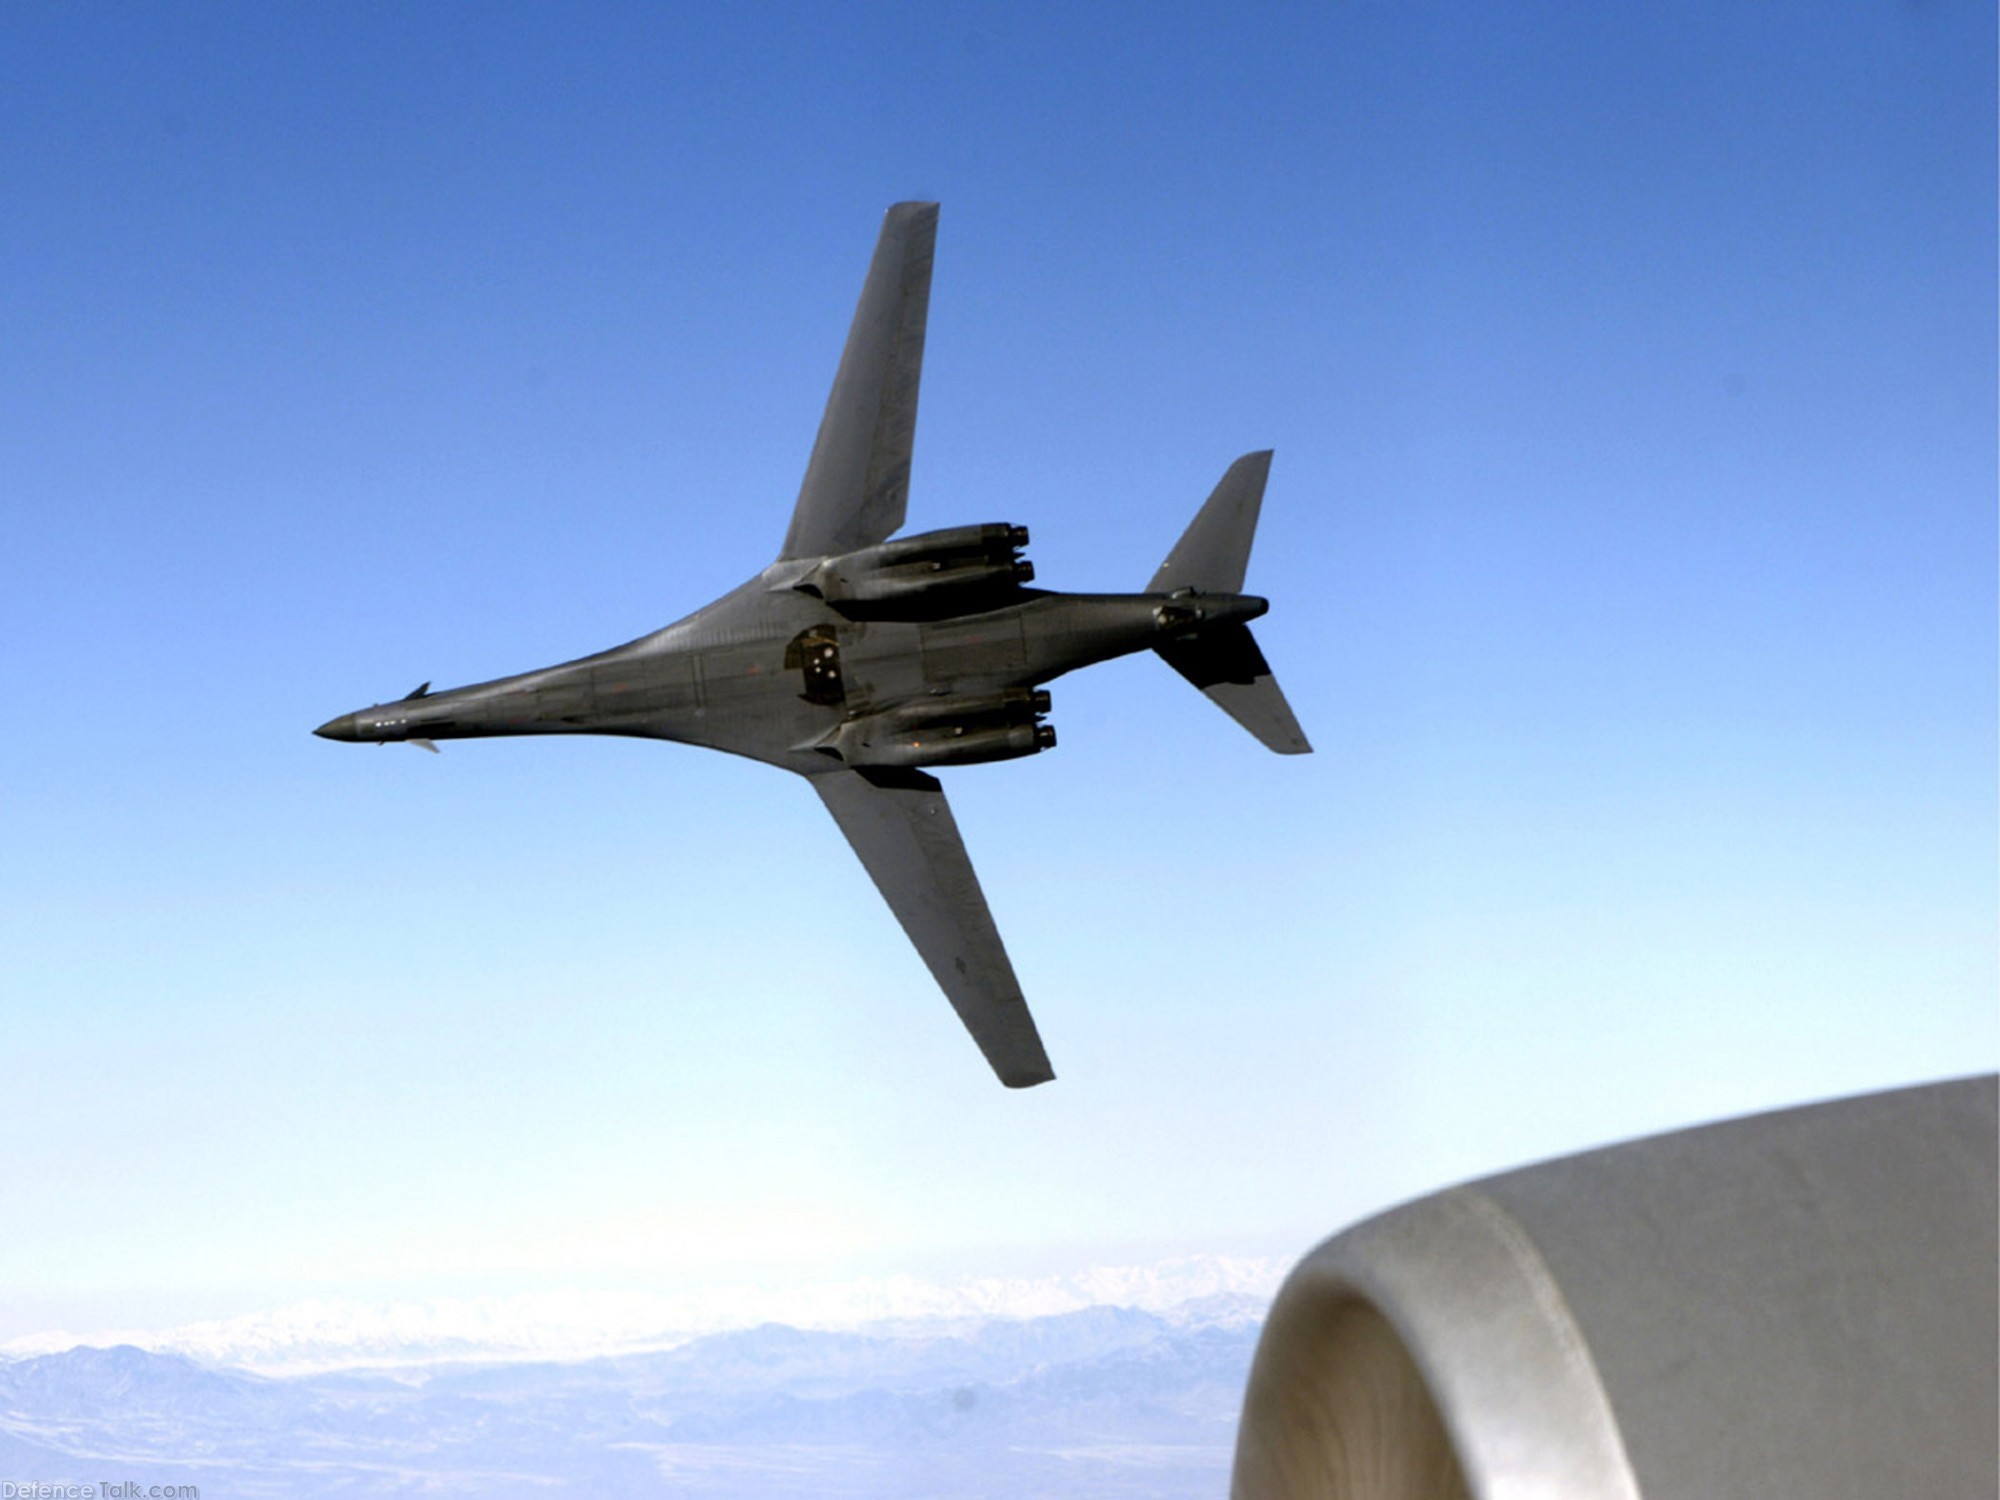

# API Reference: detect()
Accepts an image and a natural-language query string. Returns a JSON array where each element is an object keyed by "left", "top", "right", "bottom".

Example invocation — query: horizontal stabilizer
[
  {"left": 1148, "top": 450, "right": 1272, "bottom": 595},
  {"left": 1156, "top": 624, "right": 1311, "bottom": 755}
]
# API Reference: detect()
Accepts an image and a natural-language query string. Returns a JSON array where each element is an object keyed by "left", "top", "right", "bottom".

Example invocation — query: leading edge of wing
[
  {"left": 780, "top": 203, "right": 939, "bottom": 562},
  {"left": 810, "top": 765, "right": 1055, "bottom": 1089}
]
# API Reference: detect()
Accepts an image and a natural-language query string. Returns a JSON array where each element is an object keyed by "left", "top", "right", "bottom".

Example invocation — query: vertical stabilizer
[
  {"left": 1148, "top": 449, "right": 1271, "bottom": 594},
  {"left": 1149, "top": 450, "right": 1311, "bottom": 754}
]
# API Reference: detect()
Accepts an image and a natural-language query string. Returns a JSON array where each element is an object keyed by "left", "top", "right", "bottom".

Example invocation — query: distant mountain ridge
[
  {"left": 0, "top": 1299, "right": 1263, "bottom": 1499},
  {"left": 2, "top": 1253, "right": 1279, "bottom": 1374}
]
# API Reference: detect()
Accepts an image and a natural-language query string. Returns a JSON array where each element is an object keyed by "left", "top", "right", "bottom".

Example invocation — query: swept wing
[
  {"left": 779, "top": 202, "right": 938, "bottom": 561},
  {"left": 811, "top": 767, "right": 1054, "bottom": 1088}
]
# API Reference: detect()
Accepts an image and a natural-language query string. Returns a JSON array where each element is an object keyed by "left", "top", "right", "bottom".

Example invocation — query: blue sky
[{"left": 2, "top": 2, "right": 1992, "bottom": 1342}]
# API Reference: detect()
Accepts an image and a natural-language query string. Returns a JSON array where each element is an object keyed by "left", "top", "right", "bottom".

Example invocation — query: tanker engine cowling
[
  {"left": 796, "top": 524, "right": 1033, "bottom": 610},
  {"left": 825, "top": 688, "right": 1055, "bottom": 769}
]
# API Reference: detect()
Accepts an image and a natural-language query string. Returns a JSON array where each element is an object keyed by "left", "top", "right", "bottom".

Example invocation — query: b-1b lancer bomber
[{"left": 316, "top": 203, "right": 1309, "bottom": 1088}]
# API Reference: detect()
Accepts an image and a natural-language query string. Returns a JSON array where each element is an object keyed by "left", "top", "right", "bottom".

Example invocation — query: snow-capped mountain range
[
  {"left": 3, "top": 1254, "right": 1282, "bottom": 1374},
  {"left": 0, "top": 1276, "right": 1277, "bottom": 1499}
]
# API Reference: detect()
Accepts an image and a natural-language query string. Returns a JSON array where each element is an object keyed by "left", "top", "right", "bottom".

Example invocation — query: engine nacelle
[
  {"left": 842, "top": 720, "right": 1056, "bottom": 769},
  {"left": 797, "top": 524, "right": 1033, "bottom": 609},
  {"left": 823, "top": 687, "right": 1055, "bottom": 768}
]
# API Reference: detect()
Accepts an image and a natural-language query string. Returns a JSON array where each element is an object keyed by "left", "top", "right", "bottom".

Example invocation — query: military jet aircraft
[{"left": 316, "top": 202, "right": 1308, "bottom": 1088}]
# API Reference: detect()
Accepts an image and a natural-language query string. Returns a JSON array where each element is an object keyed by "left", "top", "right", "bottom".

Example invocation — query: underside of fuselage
[{"left": 318, "top": 571, "right": 1267, "bottom": 776}]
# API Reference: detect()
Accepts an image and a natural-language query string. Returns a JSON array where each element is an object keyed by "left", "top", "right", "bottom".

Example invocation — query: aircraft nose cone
[{"left": 314, "top": 712, "right": 362, "bottom": 742}]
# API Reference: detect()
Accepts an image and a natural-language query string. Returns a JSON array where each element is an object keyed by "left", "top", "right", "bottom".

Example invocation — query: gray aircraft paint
[{"left": 317, "top": 202, "right": 1309, "bottom": 1088}]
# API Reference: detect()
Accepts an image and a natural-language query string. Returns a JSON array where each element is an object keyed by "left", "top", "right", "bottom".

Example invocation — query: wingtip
[{"left": 1001, "top": 1066, "right": 1057, "bottom": 1089}]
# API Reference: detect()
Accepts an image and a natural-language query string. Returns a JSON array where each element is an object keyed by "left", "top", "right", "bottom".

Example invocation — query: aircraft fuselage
[{"left": 316, "top": 565, "right": 1269, "bottom": 775}]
